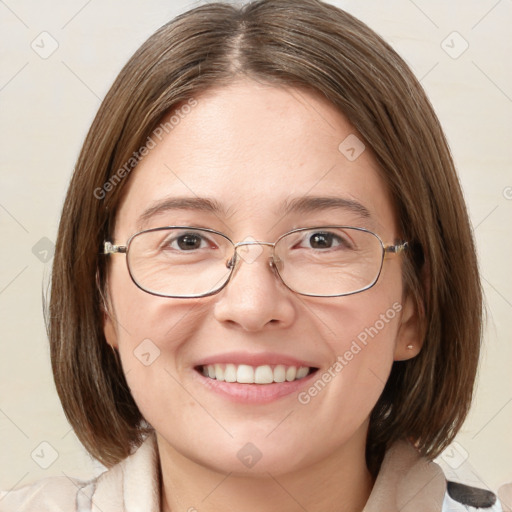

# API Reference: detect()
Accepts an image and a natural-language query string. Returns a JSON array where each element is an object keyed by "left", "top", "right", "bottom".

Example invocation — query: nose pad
[
  {"left": 225, "top": 244, "right": 280, "bottom": 279},
  {"left": 226, "top": 252, "right": 237, "bottom": 270},
  {"left": 270, "top": 255, "right": 283, "bottom": 273}
]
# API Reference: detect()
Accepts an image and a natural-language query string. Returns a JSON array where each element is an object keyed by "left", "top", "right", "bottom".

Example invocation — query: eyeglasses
[{"left": 102, "top": 226, "right": 407, "bottom": 298}]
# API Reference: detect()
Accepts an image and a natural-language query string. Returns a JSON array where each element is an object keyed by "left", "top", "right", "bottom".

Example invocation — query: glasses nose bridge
[
  {"left": 233, "top": 240, "right": 276, "bottom": 250},
  {"left": 229, "top": 239, "right": 280, "bottom": 271}
]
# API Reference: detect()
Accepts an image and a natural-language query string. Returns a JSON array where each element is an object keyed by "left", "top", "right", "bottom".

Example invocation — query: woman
[{"left": 0, "top": 0, "right": 506, "bottom": 510}]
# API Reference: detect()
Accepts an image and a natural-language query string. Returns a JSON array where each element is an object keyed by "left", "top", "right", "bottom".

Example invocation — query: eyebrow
[
  {"left": 277, "top": 195, "right": 371, "bottom": 219},
  {"left": 137, "top": 197, "right": 226, "bottom": 228},
  {"left": 136, "top": 195, "right": 371, "bottom": 230}
]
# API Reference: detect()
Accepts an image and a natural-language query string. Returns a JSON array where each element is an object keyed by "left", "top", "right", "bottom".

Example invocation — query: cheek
[
  {"left": 313, "top": 281, "right": 403, "bottom": 362},
  {"left": 334, "top": 314, "right": 398, "bottom": 400},
  {"left": 299, "top": 294, "right": 403, "bottom": 421},
  {"left": 106, "top": 264, "right": 194, "bottom": 395},
  {"left": 108, "top": 258, "right": 200, "bottom": 349},
  {"left": 110, "top": 297, "right": 204, "bottom": 439},
  {"left": 111, "top": 293, "right": 202, "bottom": 369},
  {"left": 106, "top": 264, "right": 217, "bottom": 419}
]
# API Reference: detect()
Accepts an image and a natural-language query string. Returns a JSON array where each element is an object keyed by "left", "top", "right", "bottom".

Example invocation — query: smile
[{"left": 197, "top": 363, "right": 317, "bottom": 384}]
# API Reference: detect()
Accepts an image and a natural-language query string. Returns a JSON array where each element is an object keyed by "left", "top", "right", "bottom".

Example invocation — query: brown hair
[{"left": 47, "top": 0, "right": 482, "bottom": 474}]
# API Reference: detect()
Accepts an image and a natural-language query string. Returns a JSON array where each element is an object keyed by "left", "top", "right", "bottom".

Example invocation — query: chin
[{"left": 159, "top": 428, "right": 314, "bottom": 476}]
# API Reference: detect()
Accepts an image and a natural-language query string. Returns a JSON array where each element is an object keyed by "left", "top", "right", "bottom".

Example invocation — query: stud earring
[{"left": 406, "top": 344, "right": 414, "bottom": 350}]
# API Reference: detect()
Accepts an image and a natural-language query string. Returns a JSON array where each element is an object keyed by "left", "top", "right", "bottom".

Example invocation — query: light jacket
[{"left": 0, "top": 433, "right": 505, "bottom": 511}]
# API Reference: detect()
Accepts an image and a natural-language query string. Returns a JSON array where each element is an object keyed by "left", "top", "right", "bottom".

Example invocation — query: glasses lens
[
  {"left": 274, "top": 227, "right": 384, "bottom": 296},
  {"left": 127, "top": 228, "right": 234, "bottom": 297}
]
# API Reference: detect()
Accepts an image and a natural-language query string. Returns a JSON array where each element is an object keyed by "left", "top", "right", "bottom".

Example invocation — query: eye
[
  {"left": 163, "top": 232, "right": 214, "bottom": 251},
  {"left": 302, "top": 231, "right": 352, "bottom": 250}
]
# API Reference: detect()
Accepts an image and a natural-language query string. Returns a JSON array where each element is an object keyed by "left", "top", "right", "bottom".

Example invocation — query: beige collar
[
  {"left": 90, "top": 434, "right": 446, "bottom": 512},
  {"left": 363, "top": 440, "right": 446, "bottom": 512}
]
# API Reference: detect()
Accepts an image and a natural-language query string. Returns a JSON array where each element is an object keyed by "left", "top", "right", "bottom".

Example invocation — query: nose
[{"left": 213, "top": 242, "right": 296, "bottom": 332}]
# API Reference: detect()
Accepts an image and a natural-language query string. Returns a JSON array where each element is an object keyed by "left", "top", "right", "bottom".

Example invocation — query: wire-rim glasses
[{"left": 102, "top": 226, "right": 408, "bottom": 298}]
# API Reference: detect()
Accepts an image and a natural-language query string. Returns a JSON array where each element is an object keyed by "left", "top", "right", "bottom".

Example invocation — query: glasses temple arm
[
  {"left": 103, "top": 241, "right": 127, "bottom": 254},
  {"left": 384, "top": 241, "right": 408, "bottom": 254}
]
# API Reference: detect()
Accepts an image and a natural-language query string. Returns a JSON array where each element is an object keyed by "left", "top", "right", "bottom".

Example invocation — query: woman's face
[{"left": 104, "top": 79, "right": 420, "bottom": 475}]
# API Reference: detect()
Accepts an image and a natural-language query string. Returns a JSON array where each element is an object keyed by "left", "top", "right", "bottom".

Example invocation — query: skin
[{"left": 104, "top": 79, "right": 422, "bottom": 512}]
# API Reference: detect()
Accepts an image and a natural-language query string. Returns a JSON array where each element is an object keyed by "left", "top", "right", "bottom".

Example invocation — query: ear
[
  {"left": 103, "top": 309, "right": 119, "bottom": 349},
  {"left": 394, "top": 293, "right": 424, "bottom": 361},
  {"left": 97, "top": 269, "right": 119, "bottom": 350},
  {"left": 100, "top": 291, "right": 119, "bottom": 350}
]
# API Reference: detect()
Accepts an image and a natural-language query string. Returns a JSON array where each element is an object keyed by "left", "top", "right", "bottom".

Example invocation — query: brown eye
[
  {"left": 303, "top": 231, "right": 352, "bottom": 250},
  {"left": 161, "top": 232, "right": 212, "bottom": 252},
  {"left": 309, "top": 232, "right": 335, "bottom": 248},
  {"left": 176, "top": 234, "right": 203, "bottom": 250}
]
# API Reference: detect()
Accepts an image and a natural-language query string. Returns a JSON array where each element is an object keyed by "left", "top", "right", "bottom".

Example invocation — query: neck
[{"left": 158, "top": 427, "right": 374, "bottom": 512}]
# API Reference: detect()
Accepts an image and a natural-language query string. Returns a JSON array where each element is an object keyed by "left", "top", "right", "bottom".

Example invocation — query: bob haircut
[{"left": 47, "top": 0, "right": 482, "bottom": 475}]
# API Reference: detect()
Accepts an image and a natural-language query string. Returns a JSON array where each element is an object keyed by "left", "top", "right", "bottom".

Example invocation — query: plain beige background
[{"left": 1, "top": 0, "right": 511, "bottom": 498}]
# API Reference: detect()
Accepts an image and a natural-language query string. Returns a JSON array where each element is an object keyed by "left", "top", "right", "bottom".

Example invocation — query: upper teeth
[{"left": 201, "top": 364, "right": 311, "bottom": 384}]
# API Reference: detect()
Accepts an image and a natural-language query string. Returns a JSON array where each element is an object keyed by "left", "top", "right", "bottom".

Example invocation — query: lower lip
[{"left": 192, "top": 368, "right": 319, "bottom": 404}]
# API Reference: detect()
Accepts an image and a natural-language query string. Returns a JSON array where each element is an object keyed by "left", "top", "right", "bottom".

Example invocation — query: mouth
[
  {"left": 195, "top": 363, "right": 319, "bottom": 384},
  {"left": 191, "top": 352, "right": 321, "bottom": 403}
]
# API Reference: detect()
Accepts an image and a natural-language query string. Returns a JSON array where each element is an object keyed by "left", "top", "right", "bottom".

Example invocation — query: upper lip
[{"left": 194, "top": 351, "right": 319, "bottom": 369}]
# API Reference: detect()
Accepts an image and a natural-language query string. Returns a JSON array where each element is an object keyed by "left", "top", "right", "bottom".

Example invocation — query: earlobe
[{"left": 394, "top": 294, "right": 424, "bottom": 361}]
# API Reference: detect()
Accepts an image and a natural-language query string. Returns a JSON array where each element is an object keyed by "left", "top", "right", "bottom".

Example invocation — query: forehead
[{"left": 115, "top": 79, "right": 396, "bottom": 240}]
